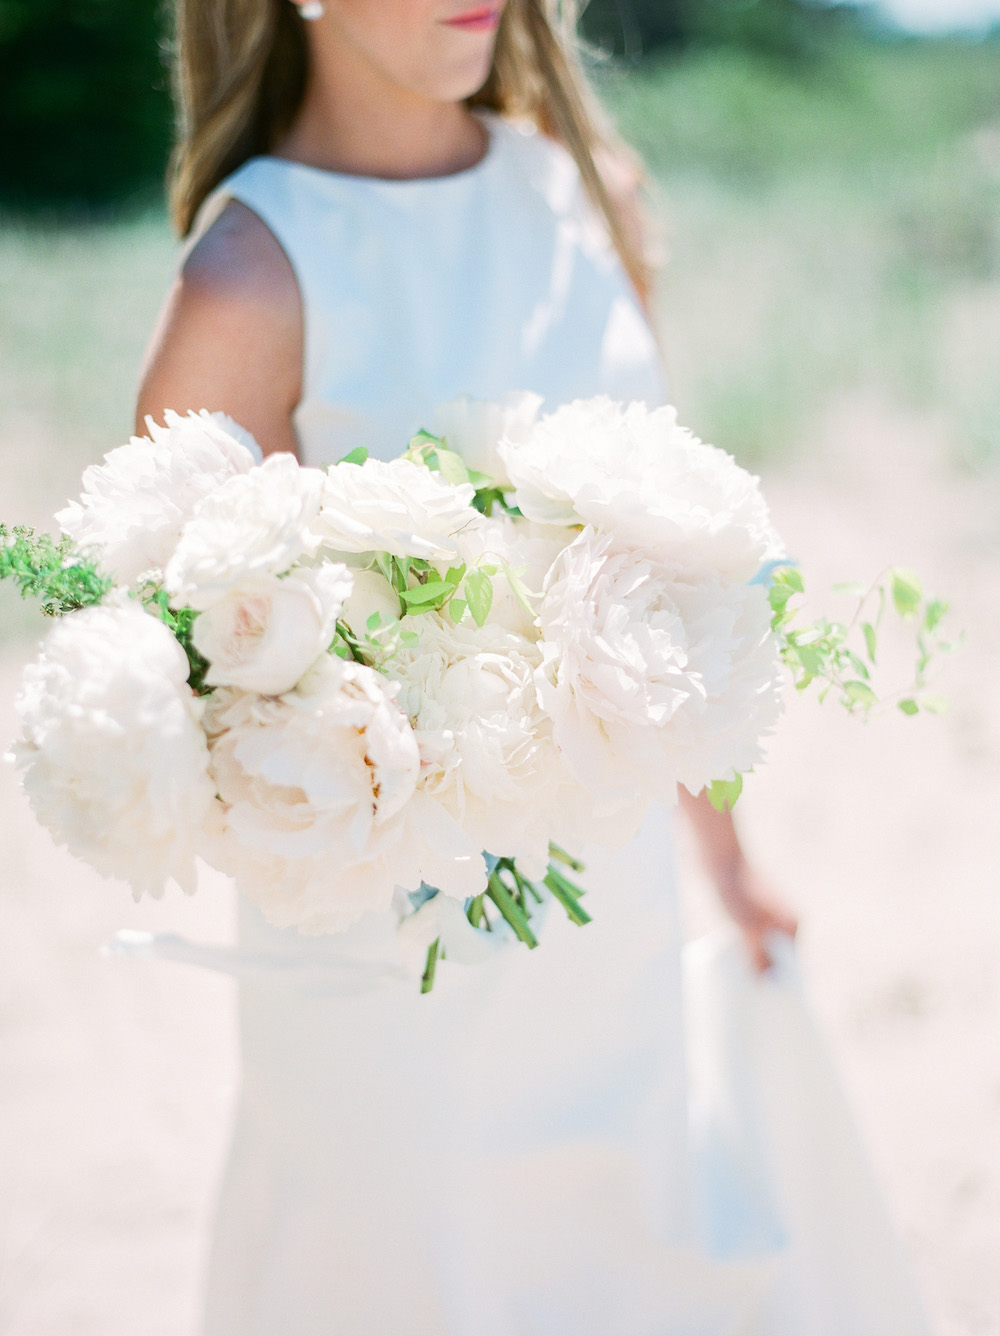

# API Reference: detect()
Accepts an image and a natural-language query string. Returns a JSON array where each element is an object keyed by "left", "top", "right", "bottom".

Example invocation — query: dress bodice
[{"left": 209, "top": 112, "right": 667, "bottom": 465}]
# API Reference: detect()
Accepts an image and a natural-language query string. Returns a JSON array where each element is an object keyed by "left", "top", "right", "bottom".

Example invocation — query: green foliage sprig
[
  {"left": 421, "top": 843, "right": 590, "bottom": 993},
  {"left": 330, "top": 439, "right": 533, "bottom": 662},
  {"left": 769, "top": 564, "right": 953, "bottom": 716},
  {"left": 404, "top": 429, "right": 520, "bottom": 518},
  {"left": 0, "top": 524, "right": 111, "bottom": 615},
  {"left": 140, "top": 586, "right": 212, "bottom": 695},
  {"left": 707, "top": 563, "right": 954, "bottom": 813}
]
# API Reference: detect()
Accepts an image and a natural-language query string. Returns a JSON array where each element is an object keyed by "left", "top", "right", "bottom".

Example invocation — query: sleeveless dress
[{"left": 189, "top": 114, "right": 932, "bottom": 1336}]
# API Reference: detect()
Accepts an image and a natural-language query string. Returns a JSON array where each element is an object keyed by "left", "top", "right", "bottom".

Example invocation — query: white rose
[
  {"left": 339, "top": 567, "right": 402, "bottom": 639},
  {"left": 499, "top": 398, "right": 784, "bottom": 583},
  {"left": 536, "top": 527, "right": 783, "bottom": 810},
  {"left": 315, "top": 456, "right": 475, "bottom": 560},
  {"left": 55, "top": 409, "right": 260, "bottom": 587},
  {"left": 165, "top": 452, "right": 325, "bottom": 609},
  {"left": 192, "top": 563, "right": 352, "bottom": 696},
  {"left": 433, "top": 391, "right": 543, "bottom": 489},
  {"left": 9, "top": 599, "right": 214, "bottom": 896},
  {"left": 203, "top": 657, "right": 429, "bottom": 933},
  {"left": 452, "top": 512, "right": 567, "bottom": 639}
]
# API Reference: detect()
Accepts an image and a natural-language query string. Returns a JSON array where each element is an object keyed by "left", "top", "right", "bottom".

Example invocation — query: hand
[
  {"left": 678, "top": 788, "right": 799, "bottom": 973},
  {"left": 715, "top": 860, "right": 799, "bottom": 974}
]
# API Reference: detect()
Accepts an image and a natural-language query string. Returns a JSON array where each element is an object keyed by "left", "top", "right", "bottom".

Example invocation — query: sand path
[{"left": 0, "top": 392, "right": 996, "bottom": 1335}]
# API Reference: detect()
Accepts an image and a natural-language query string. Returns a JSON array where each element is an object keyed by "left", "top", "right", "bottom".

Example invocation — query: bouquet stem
[{"left": 421, "top": 937, "right": 441, "bottom": 994}]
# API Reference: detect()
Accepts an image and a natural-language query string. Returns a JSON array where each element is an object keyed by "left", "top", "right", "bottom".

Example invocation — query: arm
[
  {"left": 605, "top": 172, "right": 797, "bottom": 969},
  {"left": 679, "top": 787, "right": 797, "bottom": 971},
  {"left": 136, "top": 202, "right": 302, "bottom": 457}
]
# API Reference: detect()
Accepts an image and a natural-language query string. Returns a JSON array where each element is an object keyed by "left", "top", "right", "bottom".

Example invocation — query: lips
[{"left": 442, "top": 6, "right": 502, "bottom": 32}]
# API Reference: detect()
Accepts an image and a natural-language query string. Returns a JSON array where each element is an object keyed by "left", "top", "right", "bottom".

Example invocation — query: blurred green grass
[
  {"left": 2, "top": 34, "right": 999, "bottom": 647},
  {"left": 0, "top": 214, "right": 175, "bottom": 643},
  {"left": 599, "top": 34, "right": 1000, "bottom": 464}
]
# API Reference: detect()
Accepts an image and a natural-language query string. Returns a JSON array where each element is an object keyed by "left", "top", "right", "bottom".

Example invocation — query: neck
[{"left": 276, "top": 32, "right": 487, "bottom": 180}]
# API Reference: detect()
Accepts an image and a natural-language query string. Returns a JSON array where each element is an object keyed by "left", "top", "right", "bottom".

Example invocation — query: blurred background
[{"left": 1, "top": 2, "right": 998, "bottom": 1334}]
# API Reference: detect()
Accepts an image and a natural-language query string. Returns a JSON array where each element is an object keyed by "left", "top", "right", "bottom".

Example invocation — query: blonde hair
[{"left": 169, "top": 0, "right": 651, "bottom": 296}]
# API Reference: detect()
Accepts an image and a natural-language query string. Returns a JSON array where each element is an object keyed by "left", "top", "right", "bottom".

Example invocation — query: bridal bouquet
[{"left": 1, "top": 399, "right": 949, "bottom": 988}]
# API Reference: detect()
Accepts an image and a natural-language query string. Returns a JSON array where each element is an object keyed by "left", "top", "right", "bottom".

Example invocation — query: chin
[{"left": 425, "top": 43, "right": 496, "bottom": 103}]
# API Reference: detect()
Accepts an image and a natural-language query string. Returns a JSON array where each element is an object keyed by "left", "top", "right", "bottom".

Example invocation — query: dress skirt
[{"left": 199, "top": 804, "right": 931, "bottom": 1336}]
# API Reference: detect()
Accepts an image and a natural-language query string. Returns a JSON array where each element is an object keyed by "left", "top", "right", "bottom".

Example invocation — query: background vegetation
[
  {"left": 1, "top": 5, "right": 999, "bottom": 644},
  {"left": 600, "top": 34, "right": 1000, "bottom": 463}
]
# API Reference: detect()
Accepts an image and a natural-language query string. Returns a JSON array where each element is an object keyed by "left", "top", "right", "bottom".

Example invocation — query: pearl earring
[{"left": 298, "top": 1, "right": 324, "bottom": 18}]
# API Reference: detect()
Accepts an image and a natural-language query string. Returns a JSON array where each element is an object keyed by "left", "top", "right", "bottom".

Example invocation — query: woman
[{"left": 135, "top": 3, "right": 917, "bottom": 1333}]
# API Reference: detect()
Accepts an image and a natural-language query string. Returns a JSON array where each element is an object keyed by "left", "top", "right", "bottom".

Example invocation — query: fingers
[{"left": 743, "top": 913, "right": 797, "bottom": 973}]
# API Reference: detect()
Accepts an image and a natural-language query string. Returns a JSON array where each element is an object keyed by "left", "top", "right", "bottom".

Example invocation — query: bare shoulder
[
  {"left": 136, "top": 201, "right": 302, "bottom": 456},
  {"left": 181, "top": 200, "right": 299, "bottom": 311}
]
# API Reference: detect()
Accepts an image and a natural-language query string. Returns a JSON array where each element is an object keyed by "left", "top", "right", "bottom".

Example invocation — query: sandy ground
[{"left": 0, "top": 391, "right": 997, "bottom": 1336}]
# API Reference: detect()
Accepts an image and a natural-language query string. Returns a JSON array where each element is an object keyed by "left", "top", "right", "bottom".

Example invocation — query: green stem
[
  {"left": 421, "top": 937, "right": 441, "bottom": 993},
  {"left": 487, "top": 873, "right": 538, "bottom": 948},
  {"left": 544, "top": 866, "right": 593, "bottom": 927},
  {"left": 547, "top": 842, "right": 585, "bottom": 874},
  {"left": 509, "top": 865, "right": 543, "bottom": 905}
]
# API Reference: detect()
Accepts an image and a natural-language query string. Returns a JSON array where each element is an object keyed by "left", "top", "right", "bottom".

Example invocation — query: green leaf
[
  {"left": 0, "top": 524, "right": 112, "bottom": 616},
  {"left": 890, "top": 567, "right": 923, "bottom": 620},
  {"left": 924, "top": 598, "right": 948, "bottom": 632},
  {"left": 706, "top": 773, "right": 743, "bottom": 813},
  {"left": 842, "top": 679, "right": 878, "bottom": 709},
  {"left": 432, "top": 446, "right": 473, "bottom": 487},
  {"left": 366, "top": 612, "right": 385, "bottom": 631},
  {"left": 862, "top": 621, "right": 877, "bottom": 663},
  {"left": 897, "top": 698, "right": 920, "bottom": 716},
  {"left": 443, "top": 563, "right": 467, "bottom": 589},
  {"left": 337, "top": 446, "right": 369, "bottom": 466},
  {"left": 400, "top": 579, "right": 452, "bottom": 608},
  {"left": 774, "top": 566, "right": 805, "bottom": 593},
  {"left": 408, "top": 429, "right": 442, "bottom": 453},
  {"left": 918, "top": 693, "right": 950, "bottom": 715},
  {"left": 448, "top": 598, "right": 467, "bottom": 623},
  {"left": 844, "top": 650, "right": 871, "bottom": 680},
  {"left": 499, "top": 559, "right": 538, "bottom": 618},
  {"left": 465, "top": 568, "right": 494, "bottom": 627},
  {"left": 794, "top": 645, "right": 825, "bottom": 676}
]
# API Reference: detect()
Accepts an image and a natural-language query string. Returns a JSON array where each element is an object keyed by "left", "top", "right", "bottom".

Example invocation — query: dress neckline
[{"left": 260, "top": 110, "right": 511, "bottom": 192}]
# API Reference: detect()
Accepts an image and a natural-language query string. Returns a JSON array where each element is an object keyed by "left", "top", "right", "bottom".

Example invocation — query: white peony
[
  {"left": 385, "top": 612, "right": 562, "bottom": 876},
  {"left": 55, "top": 410, "right": 260, "bottom": 587},
  {"left": 192, "top": 563, "right": 353, "bottom": 696},
  {"left": 433, "top": 391, "right": 542, "bottom": 489},
  {"left": 536, "top": 527, "right": 783, "bottom": 811},
  {"left": 165, "top": 452, "right": 325, "bottom": 609},
  {"left": 203, "top": 656, "right": 484, "bottom": 932},
  {"left": 9, "top": 599, "right": 214, "bottom": 896},
  {"left": 499, "top": 397, "right": 783, "bottom": 583},
  {"left": 315, "top": 456, "right": 476, "bottom": 560}
]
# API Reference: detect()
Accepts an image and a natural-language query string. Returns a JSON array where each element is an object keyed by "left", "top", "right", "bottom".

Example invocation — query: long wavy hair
[{"left": 168, "top": 0, "right": 651, "bottom": 296}]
